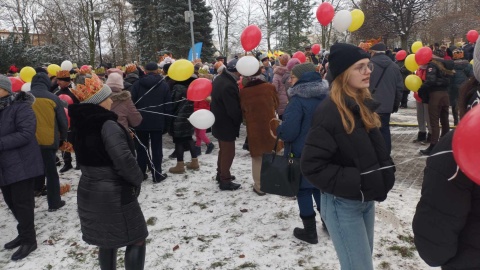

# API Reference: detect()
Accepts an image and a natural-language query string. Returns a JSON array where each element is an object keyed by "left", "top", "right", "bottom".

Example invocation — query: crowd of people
[{"left": 0, "top": 36, "right": 479, "bottom": 270}]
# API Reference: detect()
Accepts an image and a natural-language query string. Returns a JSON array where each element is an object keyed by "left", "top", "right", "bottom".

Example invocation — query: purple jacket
[{"left": 0, "top": 92, "right": 43, "bottom": 186}]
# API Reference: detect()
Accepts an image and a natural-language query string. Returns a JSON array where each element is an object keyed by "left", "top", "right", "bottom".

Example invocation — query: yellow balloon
[
  {"left": 471, "top": 59, "right": 474, "bottom": 65},
  {"left": 405, "top": 54, "right": 419, "bottom": 72},
  {"left": 348, "top": 9, "right": 365, "bottom": 32},
  {"left": 168, "top": 59, "right": 194, "bottom": 81},
  {"left": 47, "top": 64, "right": 61, "bottom": 77},
  {"left": 405, "top": 74, "right": 422, "bottom": 92},
  {"left": 19, "top": 66, "right": 36, "bottom": 83},
  {"left": 411, "top": 41, "right": 423, "bottom": 53}
]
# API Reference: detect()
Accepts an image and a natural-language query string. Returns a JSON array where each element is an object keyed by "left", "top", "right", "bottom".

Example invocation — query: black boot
[
  {"left": 4, "top": 236, "right": 21, "bottom": 249},
  {"left": 11, "top": 243, "right": 37, "bottom": 261},
  {"left": 99, "top": 248, "right": 117, "bottom": 270},
  {"left": 420, "top": 144, "right": 435, "bottom": 156},
  {"left": 59, "top": 163, "right": 73, "bottom": 173},
  {"left": 293, "top": 215, "right": 318, "bottom": 244},
  {"left": 125, "top": 242, "right": 146, "bottom": 270},
  {"left": 412, "top": 132, "right": 427, "bottom": 143}
]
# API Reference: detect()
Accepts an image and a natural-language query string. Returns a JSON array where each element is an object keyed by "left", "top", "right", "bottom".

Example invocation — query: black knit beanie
[{"left": 329, "top": 43, "right": 370, "bottom": 82}]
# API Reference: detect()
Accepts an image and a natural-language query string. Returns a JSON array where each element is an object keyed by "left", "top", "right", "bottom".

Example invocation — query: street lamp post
[{"left": 90, "top": 11, "right": 103, "bottom": 67}]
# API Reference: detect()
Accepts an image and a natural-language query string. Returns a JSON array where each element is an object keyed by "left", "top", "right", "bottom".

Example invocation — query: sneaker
[
  {"left": 153, "top": 173, "right": 168, "bottom": 183},
  {"left": 205, "top": 143, "right": 215, "bottom": 154},
  {"left": 48, "top": 200, "right": 66, "bottom": 212}
]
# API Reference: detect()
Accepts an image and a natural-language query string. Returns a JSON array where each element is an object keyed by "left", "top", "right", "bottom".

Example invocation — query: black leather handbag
[{"left": 260, "top": 136, "right": 301, "bottom": 196}]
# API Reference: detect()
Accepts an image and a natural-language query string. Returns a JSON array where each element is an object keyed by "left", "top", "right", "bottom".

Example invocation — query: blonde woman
[{"left": 301, "top": 43, "right": 395, "bottom": 270}]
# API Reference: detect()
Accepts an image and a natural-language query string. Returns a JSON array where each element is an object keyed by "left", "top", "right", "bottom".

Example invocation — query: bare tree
[
  {"left": 210, "top": 0, "right": 240, "bottom": 57},
  {"left": 255, "top": 0, "right": 274, "bottom": 51}
]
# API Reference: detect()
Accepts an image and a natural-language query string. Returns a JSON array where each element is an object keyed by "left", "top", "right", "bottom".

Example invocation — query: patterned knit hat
[
  {"left": 286, "top": 58, "right": 301, "bottom": 71},
  {"left": 0, "top": 74, "right": 12, "bottom": 94},
  {"left": 71, "top": 74, "right": 112, "bottom": 104}
]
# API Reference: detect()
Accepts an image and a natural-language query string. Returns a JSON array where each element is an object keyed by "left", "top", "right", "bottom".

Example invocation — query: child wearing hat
[{"left": 301, "top": 43, "right": 395, "bottom": 270}]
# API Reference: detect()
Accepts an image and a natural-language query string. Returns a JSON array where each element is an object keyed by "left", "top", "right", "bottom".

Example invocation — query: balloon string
[
  {"left": 134, "top": 77, "right": 166, "bottom": 105},
  {"left": 129, "top": 128, "right": 163, "bottom": 181},
  {"left": 360, "top": 150, "right": 453, "bottom": 175},
  {"left": 137, "top": 98, "right": 186, "bottom": 111},
  {"left": 137, "top": 109, "right": 188, "bottom": 119}
]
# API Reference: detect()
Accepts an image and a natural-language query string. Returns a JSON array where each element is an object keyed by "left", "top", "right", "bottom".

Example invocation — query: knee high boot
[
  {"left": 293, "top": 215, "right": 318, "bottom": 244},
  {"left": 99, "top": 248, "right": 117, "bottom": 270},
  {"left": 125, "top": 242, "right": 146, "bottom": 270}
]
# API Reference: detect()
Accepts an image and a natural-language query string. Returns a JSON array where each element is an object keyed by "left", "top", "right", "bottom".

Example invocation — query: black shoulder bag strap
[{"left": 371, "top": 61, "right": 389, "bottom": 95}]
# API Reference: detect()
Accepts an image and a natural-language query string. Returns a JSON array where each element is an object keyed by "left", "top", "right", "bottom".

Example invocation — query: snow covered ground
[{"left": 0, "top": 105, "right": 440, "bottom": 270}]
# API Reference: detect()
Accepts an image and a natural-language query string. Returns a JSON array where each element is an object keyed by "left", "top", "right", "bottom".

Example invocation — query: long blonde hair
[{"left": 330, "top": 67, "right": 381, "bottom": 134}]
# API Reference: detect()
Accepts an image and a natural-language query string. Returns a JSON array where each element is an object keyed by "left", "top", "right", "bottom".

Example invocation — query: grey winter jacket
[
  {"left": 0, "top": 92, "right": 43, "bottom": 186},
  {"left": 370, "top": 53, "right": 404, "bottom": 113}
]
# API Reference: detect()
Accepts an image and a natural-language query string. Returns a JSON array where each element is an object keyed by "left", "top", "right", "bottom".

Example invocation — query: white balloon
[
  {"left": 332, "top": 10, "right": 352, "bottom": 33},
  {"left": 188, "top": 109, "right": 215, "bottom": 129},
  {"left": 61, "top": 60, "right": 73, "bottom": 71},
  {"left": 236, "top": 56, "right": 260, "bottom": 77},
  {"left": 21, "top": 82, "right": 31, "bottom": 92}
]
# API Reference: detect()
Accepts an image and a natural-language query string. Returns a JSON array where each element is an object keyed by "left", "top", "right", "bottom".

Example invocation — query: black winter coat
[
  {"left": 55, "top": 86, "right": 80, "bottom": 104},
  {"left": 418, "top": 59, "right": 455, "bottom": 103},
  {"left": 0, "top": 92, "right": 43, "bottom": 186},
  {"left": 69, "top": 103, "right": 148, "bottom": 248},
  {"left": 301, "top": 97, "right": 395, "bottom": 202},
  {"left": 131, "top": 73, "right": 172, "bottom": 131},
  {"left": 211, "top": 71, "right": 242, "bottom": 141},
  {"left": 413, "top": 130, "right": 480, "bottom": 269},
  {"left": 169, "top": 77, "right": 195, "bottom": 138}
]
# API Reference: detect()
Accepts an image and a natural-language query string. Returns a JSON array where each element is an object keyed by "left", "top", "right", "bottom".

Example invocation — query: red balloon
[
  {"left": 292, "top": 51, "right": 307, "bottom": 63},
  {"left": 311, "top": 44, "right": 321, "bottom": 55},
  {"left": 58, "top": 94, "right": 74, "bottom": 105},
  {"left": 64, "top": 108, "right": 70, "bottom": 128},
  {"left": 395, "top": 50, "right": 407, "bottom": 61},
  {"left": 241, "top": 25, "right": 262, "bottom": 51},
  {"left": 187, "top": 78, "right": 212, "bottom": 101},
  {"left": 316, "top": 2, "right": 335, "bottom": 26},
  {"left": 466, "top": 30, "right": 479, "bottom": 43},
  {"left": 415, "top": 47, "right": 433, "bottom": 65},
  {"left": 453, "top": 105, "right": 480, "bottom": 185},
  {"left": 9, "top": 77, "right": 24, "bottom": 92}
]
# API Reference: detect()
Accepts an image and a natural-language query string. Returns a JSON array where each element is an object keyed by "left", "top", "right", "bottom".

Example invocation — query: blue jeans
[
  {"left": 297, "top": 187, "right": 321, "bottom": 218},
  {"left": 378, "top": 113, "right": 391, "bottom": 154},
  {"left": 320, "top": 192, "right": 375, "bottom": 270}
]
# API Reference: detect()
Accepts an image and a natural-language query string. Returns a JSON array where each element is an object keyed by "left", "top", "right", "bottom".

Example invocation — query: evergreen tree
[
  {"left": 272, "top": 0, "right": 312, "bottom": 53},
  {"left": 130, "top": 0, "right": 160, "bottom": 63},
  {"left": 0, "top": 34, "right": 27, "bottom": 73}
]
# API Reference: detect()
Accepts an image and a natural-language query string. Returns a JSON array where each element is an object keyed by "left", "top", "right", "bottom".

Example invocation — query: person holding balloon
[
  {"left": 412, "top": 71, "right": 480, "bottom": 269},
  {"left": 419, "top": 50, "right": 455, "bottom": 155},
  {"left": 301, "top": 43, "right": 395, "bottom": 270},
  {"left": 449, "top": 49, "right": 473, "bottom": 126},
  {"left": 55, "top": 69, "right": 79, "bottom": 173}
]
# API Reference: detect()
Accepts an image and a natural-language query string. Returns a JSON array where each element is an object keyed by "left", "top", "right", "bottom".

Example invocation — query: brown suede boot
[
  {"left": 186, "top": 158, "right": 199, "bottom": 170},
  {"left": 168, "top": 162, "right": 185, "bottom": 174}
]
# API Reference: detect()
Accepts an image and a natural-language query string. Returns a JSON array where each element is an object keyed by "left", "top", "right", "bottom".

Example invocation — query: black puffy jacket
[
  {"left": 301, "top": 96, "right": 395, "bottom": 202},
  {"left": 413, "top": 130, "right": 480, "bottom": 269},
  {"left": 169, "top": 77, "right": 195, "bottom": 138},
  {"left": 69, "top": 103, "right": 148, "bottom": 248}
]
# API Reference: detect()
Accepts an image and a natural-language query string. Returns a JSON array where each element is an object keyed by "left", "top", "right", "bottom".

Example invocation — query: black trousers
[{"left": 1, "top": 178, "right": 37, "bottom": 245}]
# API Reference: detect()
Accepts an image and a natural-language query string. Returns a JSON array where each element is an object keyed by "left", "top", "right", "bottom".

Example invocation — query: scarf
[{"left": 0, "top": 95, "right": 14, "bottom": 111}]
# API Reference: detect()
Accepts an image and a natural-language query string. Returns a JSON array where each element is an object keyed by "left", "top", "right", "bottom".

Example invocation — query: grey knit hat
[
  {"left": 82, "top": 84, "right": 112, "bottom": 104},
  {"left": 291, "top": 63, "right": 316, "bottom": 79},
  {"left": 0, "top": 74, "right": 12, "bottom": 95}
]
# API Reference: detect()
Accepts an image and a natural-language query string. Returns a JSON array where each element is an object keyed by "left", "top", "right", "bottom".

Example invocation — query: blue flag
[{"left": 188, "top": 42, "right": 203, "bottom": 61}]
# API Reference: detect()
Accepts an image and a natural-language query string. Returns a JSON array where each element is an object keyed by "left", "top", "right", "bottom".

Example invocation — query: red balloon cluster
[
  {"left": 292, "top": 51, "right": 307, "bottom": 63},
  {"left": 395, "top": 50, "right": 407, "bottom": 61},
  {"left": 316, "top": 2, "right": 335, "bottom": 26},
  {"left": 9, "top": 77, "right": 24, "bottom": 92},
  {"left": 415, "top": 47, "right": 433, "bottom": 65},
  {"left": 59, "top": 94, "right": 74, "bottom": 105},
  {"left": 187, "top": 78, "right": 212, "bottom": 101},
  {"left": 241, "top": 25, "right": 262, "bottom": 51},
  {"left": 466, "top": 30, "right": 479, "bottom": 43},
  {"left": 453, "top": 105, "right": 480, "bottom": 185},
  {"left": 311, "top": 44, "right": 321, "bottom": 55}
]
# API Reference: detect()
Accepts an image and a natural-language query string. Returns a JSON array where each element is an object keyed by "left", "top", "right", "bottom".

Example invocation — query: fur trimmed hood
[
  {"left": 13, "top": 91, "right": 36, "bottom": 105},
  {"left": 288, "top": 79, "right": 329, "bottom": 99},
  {"left": 110, "top": 90, "right": 131, "bottom": 102}
]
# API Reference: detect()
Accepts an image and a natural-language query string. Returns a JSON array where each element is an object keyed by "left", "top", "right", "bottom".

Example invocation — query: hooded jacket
[
  {"left": 301, "top": 96, "right": 395, "bottom": 202},
  {"left": 370, "top": 53, "right": 404, "bottom": 114},
  {"left": 131, "top": 73, "right": 172, "bottom": 131},
  {"left": 272, "top": 66, "right": 290, "bottom": 116},
  {"left": 69, "top": 103, "right": 148, "bottom": 248},
  {"left": 30, "top": 73, "right": 68, "bottom": 149},
  {"left": 277, "top": 72, "right": 329, "bottom": 189},
  {"left": 0, "top": 92, "right": 43, "bottom": 186},
  {"left": 110, "top": 90, "right": 142, "bottom": 130}
]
